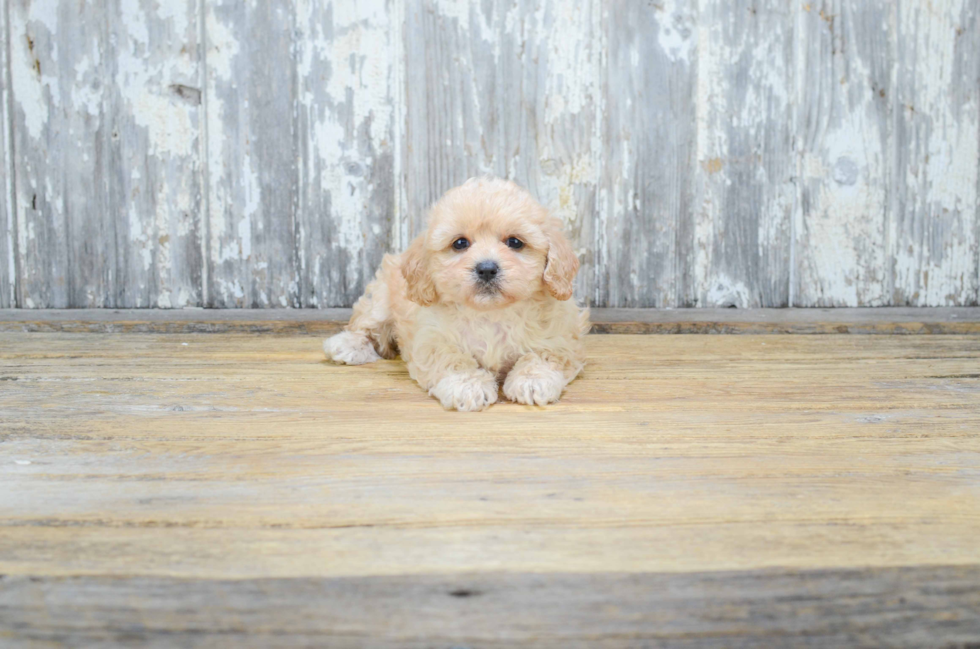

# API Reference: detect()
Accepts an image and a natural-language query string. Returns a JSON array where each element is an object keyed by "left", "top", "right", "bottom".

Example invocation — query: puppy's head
[{"left": 401, "top": 177, "right": 579, "bottom": 310}]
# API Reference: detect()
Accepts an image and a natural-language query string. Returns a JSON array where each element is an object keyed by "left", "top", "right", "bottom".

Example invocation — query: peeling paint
[
  {"left": 293, "top": 0, "right": 395, "bottom": 308},
  {"left": 204, "top": 9, "right": 239, "bottom": 82},
  {"left": 796, "top": 2, "right": 892, "bottom": 307},
  {"left": 695, "top": 0, "right": 794, "bottom": 308},
  {"left": 11, "top": 17, "right": 52, "bottom": 140},
  {"left": 890, "top": 0, "right": 979, "bottom": 306},
  {"left": 706, "top": 274, "right": 753, "bottom": 308},
  {"left": 1, "top": 0, "right": 13, "bottom": 308},
  {"left": 4, "top": 0, "right": 978, "bottom": 308},
  {"left": 405, "top": 0, "right": 599, "bottom": 302},
  {"left": 117, "top": 3, "right": 197, "bottom": 157},
  {"left": 655, "top": 0, "right": 696, "bottom": 63}
]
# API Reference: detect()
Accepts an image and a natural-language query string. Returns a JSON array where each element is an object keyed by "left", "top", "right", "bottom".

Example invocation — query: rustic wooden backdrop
[{"left": 2, "top": 0, "right": 978, "bottom": 309}]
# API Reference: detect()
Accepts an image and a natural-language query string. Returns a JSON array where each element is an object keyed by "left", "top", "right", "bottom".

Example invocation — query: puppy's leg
[
  {"left": 428, "top": 367, "right": 498, "bottom": 412},
  {"left": 324, "top": 267, "right": 396, "bottom": 366},
  {"left": 503, "top": 352, "right": 578, "bottom": 406},
  {"left": 323, "top": 330, "right": 382, "bottom": 365},
  {"left": 409, "top": 341, "right": 497, "bottom": 412}
]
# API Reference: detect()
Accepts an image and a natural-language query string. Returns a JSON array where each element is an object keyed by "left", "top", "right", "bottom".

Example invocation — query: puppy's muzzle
[{"left": 474, "top": 260, "right": 500, "bottom": 287}]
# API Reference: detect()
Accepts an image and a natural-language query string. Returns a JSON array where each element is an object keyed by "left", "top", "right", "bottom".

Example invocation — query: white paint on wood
[
  {"left": 8, "top": 0, "right": 52, "bottom": 142},
  {"left": 390, "top": 0, "right": 407, "bottom": 254},
  {"left": 599, "top": 0, "right": 697, "bottom": 307},
  {"left": 695, "top": 0, "right": 794, "bottom": 308},
  {"left": 1, "top": 0, "right": 14, "bottom": 308},
  {"left": 295, "top": 0, "right": 395, "bottom": 307},
  {"left": 9, "top": 0, "right": 203, "bottom": 308},
  {"left": 2, "top": 0, "right": 978, "bottom": 308},
  {"left": 115, "top": 5, "right": 196, "bottom": 159},
  {"left": 890, "top": 0, "right": 978, "bottom": 306},
  {"left": 204, "top": 0, "right": 300, "bottom": 308},
  {"left": 11, "top": 0, "right": 102, "bottom": 308},
  {"left": 795, "top": 1, "right": 893, "bottom": 307},
  {"left": 403, "top": 0, "right": 599, "bottom": 300},
  {"left": 106, "top": 0, "right": 204, "bottom": 309}
]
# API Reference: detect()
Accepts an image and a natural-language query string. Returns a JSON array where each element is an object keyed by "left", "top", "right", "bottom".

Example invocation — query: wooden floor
[{"left": 2, "top": 330, "right": 980, "bottom": 646}]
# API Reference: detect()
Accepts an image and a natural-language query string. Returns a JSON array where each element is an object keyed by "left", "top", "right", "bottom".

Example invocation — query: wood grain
[
  {"left": 295, "top": 0, "right": 395, "bottom": 308},
  {"left": 2, "top": 307, "right": 980, "bottom": 335},
  {"left": 890, "top": 0, "right": 979, "bottom": 306},
  {"left": 1, "top": 333, "right": 979, "bottom": 575},
  {"left": 695, "top": 0, "right": 794, "bottom": 308},
  {"left": 103, "top": 0, "right": 205, "bottom": 309},
  {"left": 794, "top": 1, "right": 893, "bottom": 307},
  {"left": 2, "top": 1, "right": 978, "bottom": 309},
  {"left": 2, "top": 567, "right": 979, "bottom": 647},
  {"left": 8, "top": 0, "right": 205, "bottom": 309},
  {"left": 204, "top": 0, "right": 395, "bottom": 309},
  {"left": 9, "top": 0, "right": 105, "bottom": 308},
  {"left": 0, "top": 0, "right": 13, "bottom": 308},
  {"left": 204, "top": 0, "right": 300, "bottom": 308},
  {"left": 1, "top": 331, "right": 979, "bottom": 643},
  {"left": 403, "top": 0, "right": 599, "bottom": 300},
  {"left": 597, "top": 0, "right": 696, "bottom": 307}
]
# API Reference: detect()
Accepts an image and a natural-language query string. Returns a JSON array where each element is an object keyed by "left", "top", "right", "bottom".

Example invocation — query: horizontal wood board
[
  {"left": 1, "top": 331, "right": 979, "bottom": 643},
  {"left": 1, "top": 307, "right": 980, "bottom": 334}
]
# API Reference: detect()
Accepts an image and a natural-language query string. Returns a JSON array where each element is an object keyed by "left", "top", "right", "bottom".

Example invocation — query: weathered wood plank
[
  {"left": 3, "top": 307, "right": 980, "bottom": 335},
  {"left": 8, "top": 0, "right": 205, "bottom": 309},
  {"left": 1, "top": 333, "right": 978, "bottom": 579},
  {"left": 1, "top": 332, "right": 979, "bottom": 643},
  {"left": 890, "top": 0, "right": 979, "bottom": 306},
  {"left": 9, "top": 0, "right": 106, "bottom": 308},
  {"left": 2, "top": 567, "right": 979, "bottom": 647},
  {"left": 0, "top": 0, "right": 13, "bottom": 308},
  {"left": 295, "top": 0, "right": 395, "bottom": 308},
  {"left": 403, "top": 0, "right": 599, "bottom": 300},
  {"left": 597, "top": 0, "right": 696, "bottom": 307},
  {"left": 204, "top": 0, "right": 299, "bottom": 307},
  {"left": 3, "top": 0, "right": 979, "bottom": 311},
  {"left": 102, "top": 0, "right": 205, "bottom": 309},
  {"left": 695, "top": 0, "right": 794, "bottom": 307},
  {"left": 795, "top": 1, "right": 893, "bottom": 306},
  {"left": 1, "top": 332, "right": 979, "bottom": 644}
]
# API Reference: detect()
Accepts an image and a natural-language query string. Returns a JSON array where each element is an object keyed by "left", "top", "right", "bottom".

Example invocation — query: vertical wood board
[
  {"left": 889, "top": 0, "right": 979, "bottom": 306},
  {"left": 597, "top": 0, "right": 697, "bottom": 307},
  {"left": 205, "top": 0, "right": 299, "bottom": 307},
  {"left": 9, "top": 0, "right": 204, "bottom": 308},
  {"left": 695, "top": 0, "right": 794, "bottom": 308},
  {"left": 104, "top": 0, "right": 205, "bottom": 308},
  {"left": 9, "top": 0, "right": 105, "bottom": 307},
  {"left": 295, "top": 0, "right": 395, "bottom": 308},
  {"left": 1, "top": 0, "right": 13, "bottom": 308},
  {"left": 403, "top": 0, "right": 600, "bottom": 301},
  {"left": 794, "top": 1, "right": 894, "bottom": 307}
]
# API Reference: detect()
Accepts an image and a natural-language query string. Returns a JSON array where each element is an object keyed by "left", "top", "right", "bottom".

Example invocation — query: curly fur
[{"left": 324, "top": 177, "right": 590, "bottom": 411}]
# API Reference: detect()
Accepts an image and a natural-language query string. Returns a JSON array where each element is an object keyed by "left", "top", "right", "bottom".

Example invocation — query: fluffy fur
[{"left": 324, "top": 177, "right": 590, "bottom": 411}]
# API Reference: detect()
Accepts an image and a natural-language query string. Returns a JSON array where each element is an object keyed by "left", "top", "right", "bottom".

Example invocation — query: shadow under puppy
[{"left": 325, "top": 177, "right": 590, "bottom": 411}]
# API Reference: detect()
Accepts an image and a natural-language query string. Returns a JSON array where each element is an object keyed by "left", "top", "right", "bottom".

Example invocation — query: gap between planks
[{"left": 0, "top": 307, "right": 979, "bottom": 335}]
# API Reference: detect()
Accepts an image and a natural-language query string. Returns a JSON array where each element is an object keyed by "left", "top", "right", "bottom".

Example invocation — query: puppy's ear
[
  {"left": 400, "top": 236, "right": 438, "bottom": 306},
  {"left": 542, "top": 217, "right": 579, "bottom": 301}
]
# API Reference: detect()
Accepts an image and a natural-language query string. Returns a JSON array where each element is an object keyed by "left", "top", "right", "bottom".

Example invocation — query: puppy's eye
[
  {"left": 452, "top": 237, "right": 470, "bottom": 251},
  {"left": 505, "top": 236, "right": 525, "bottom": 250}
]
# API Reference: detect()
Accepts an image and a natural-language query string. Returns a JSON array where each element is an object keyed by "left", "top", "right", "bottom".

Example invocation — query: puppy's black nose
[{"left": 475, "top": 260, "right": 499, "bottom": 282}]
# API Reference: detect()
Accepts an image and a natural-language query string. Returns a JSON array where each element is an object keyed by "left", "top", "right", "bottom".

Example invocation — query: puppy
[{"left": 324, "top": 177, "right": 589, "bottom": 411}]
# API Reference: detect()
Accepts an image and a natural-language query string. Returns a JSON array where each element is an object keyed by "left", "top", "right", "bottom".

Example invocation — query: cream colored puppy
[{"left": 324, "top": 177, "right": 589, "bottom": 411}]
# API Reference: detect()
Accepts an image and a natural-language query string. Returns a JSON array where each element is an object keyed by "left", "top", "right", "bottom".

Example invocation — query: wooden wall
[{"left": 2, "top": 0, "right": 978, "bottom": 308}]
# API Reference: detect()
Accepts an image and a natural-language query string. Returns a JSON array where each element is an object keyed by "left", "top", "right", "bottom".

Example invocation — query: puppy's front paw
[
  {"left": 323, "top": 331, "right": 381, "bottom": 365},
  {"left": 504, "top": 365, "right": 565, "bottom": 406},
  {"left": 430, "top": 371, "right": 498, "bottom": 412}
]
